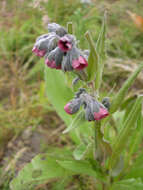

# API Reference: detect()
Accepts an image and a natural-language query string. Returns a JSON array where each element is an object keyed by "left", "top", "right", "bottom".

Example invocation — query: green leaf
[
  {"left": 10, "top": 154, "right": 71, "bottom": 190},
  {"left": 62, "top": 110, "right": 85, "bottom": 134},
  {"left": 96, "top": 11, "right": 106, "bottom": 59},
  {"left": 110, "top": 63, "right": 143, "bottom": 114},
  {"left": 85, "top": 31, "right": 99, "bottom": 81},
  {"left": 109, "top": 96, "right": 143, "bottom": 169},
  {"left": 58, "top": 160, "right": 98, "bottom": 178},
  {"left": 73, "top": 142, "right": 92, "bottom": 160},
  {"left": 120, "top": 94, "right": 137, "bottom": 110},
  {"left": 44, "top": 66, "right": 92, "bottom": 145},
  {"left": 44, "top": 66, "right": 73, "bottom": 125},
  {"left": 95, "top": 12, "right": 106, "bottom": 90},
  {"left": 125, "top": 153, "right": 143, "bottom": 179},
  {"left": 124, "top": 106, "right": 143, "bottom": 170},
  {"left": 111, "top": 178, "right": 143, "bottom": 190}
]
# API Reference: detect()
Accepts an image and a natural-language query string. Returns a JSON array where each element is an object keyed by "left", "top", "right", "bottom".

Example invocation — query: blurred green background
[{"left": 0, "top": 0, "right": 143, "bottom": 189}]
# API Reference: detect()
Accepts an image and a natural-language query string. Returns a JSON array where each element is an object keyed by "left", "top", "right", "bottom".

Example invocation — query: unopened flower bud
[
  {"left": 102, "top": 97, "right": 110, "bottom": 110},
  {"left": 64, "top": 98, "right": 81, "bottom": 114},
  {"left": 82, "top": 94, "right": 109, "bottom": 121},
  {"left": 83, "top": 49, "right": 90, "bottom": 57},
  {"left": 61, "top": 53, "right": 73, "bottom": 72},
  {"left": 84, "top": 99, "right": 100, "bottom": 121},
  {"left": 45, "top": 47, "right": 64, "bottom": 69},
  {"left": 32, "top": 46, "right": 46, "bottom": 57},
  {"left": 32, "top": 33, "right": 59, "bottom": 57},
  {"left": 75, "top": 88, "right": 86, "bottom": 98},
  {"left": 48, "top": 23, "right": 67, "bottom": 37}
]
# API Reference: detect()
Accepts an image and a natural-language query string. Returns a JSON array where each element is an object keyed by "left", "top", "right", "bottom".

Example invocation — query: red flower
[
  {"left": 64, "top": 98, "right": 81, "bottom": 115},
  {"left": 72, "top": 56, "right": 88, "bottom": 70},
  {"left": 64, "top": 103, "right": 73, "bottom": 114},
  {"left": 58, "top": 36, "right": 72, "bottom": 52},
  {"left": 45, "top": 58, "right": 61, "bottom": 69},
  {"left": 32, "top": 46, "right": 46, "bottom": 57},
  {"left": 94, "top": 107, "right": 109, "bottom": 121}
]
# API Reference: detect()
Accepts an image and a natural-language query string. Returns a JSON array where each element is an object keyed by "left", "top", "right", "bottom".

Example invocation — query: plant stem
[{"left": 67, "top": 22, "right": 73, "bottom": 34}]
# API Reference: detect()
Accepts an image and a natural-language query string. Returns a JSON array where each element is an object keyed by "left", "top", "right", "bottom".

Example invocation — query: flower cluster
[
  {"left": 32, "top": 23, "right": 88, "bottom": 71},
  {"left": 64, "top": 89, "right": 109, "bottom": 121}
]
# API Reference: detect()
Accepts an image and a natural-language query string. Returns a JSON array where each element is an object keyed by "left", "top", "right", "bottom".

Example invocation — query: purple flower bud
[
  {"left": 36, "top": 33, "right": 50, "bottom": 42},
  {"left": 61, "top": 53, "right": 73, "bottom": 72},
  {"left": 45, "top": 47, "right": 63, "bottom": 69},
  {"left": 48, "top": 23, "right": 67, "bottom": 37},
  {"left": 64, "top": 98, "right": 81, "bottom": 115},
  {"left": 32, "top": 33, "right": 59, "bottom": 57},
  {"left": 84, "top": 99, "right": 100, "bottom": 121},
  {"left": 94, "top": 107, "right": 109, "bottom": 121},
  {"left": 32, "top": 46, "right": 46, "bottom": 57},
  {"left": 102, "top": 97, "right": 110, "bottom": 110},
  {"left": 85, "top": 105, "right": 95, "bottom": 121},
  {"left": 58, "top": 35, "right": 74, "bottom": 52},
  {"left": 82, "top": 93, "right": 109, "bottom": 121},
  {"left": 72, "top": 56, "right": 88, "bottom": 70}
]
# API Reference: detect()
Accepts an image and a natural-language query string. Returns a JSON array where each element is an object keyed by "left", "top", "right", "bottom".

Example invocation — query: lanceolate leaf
[
  {"left": 85, "top": 31, "right": 99, "bottom": 81},
  {"left": 110, "top": 63, "right": 143, "bottom": 114},
  {"left": 95, "top": 12, "right": 106, "bottom": 90},
  {"left": 85, "top": 12, "right": 106, "bottom": 91},
  {"left": 111, "top": 178, "right": 143, "bottom": 190},
  {"left": 109, "top": 96, "right": 143, "bottom": 169},
  {"left": 96, "top": 11, "right": 106, "bottom": 59}
]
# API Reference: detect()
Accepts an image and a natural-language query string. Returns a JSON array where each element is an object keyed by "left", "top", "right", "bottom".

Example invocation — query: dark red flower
[
  {"left": 72, "top": 56, "right": 88, "bottom": 70},
  {"left": 45, "top": 58, "right": 61, "bottom": 69},
  {"left": 64, "top": 103, "right": 73, "bottom": 114},
  {"left": 64, "top": 98, "right": 81, "bottom": 115},
  {"left": 58, "top": 36, "right": 72, "bottom": 52},
  {"left": 32, "top": 46, "right": 46, "bottom": 57},
  {"left": 94, "top": 107, "right": 109, "bottom": 121}
]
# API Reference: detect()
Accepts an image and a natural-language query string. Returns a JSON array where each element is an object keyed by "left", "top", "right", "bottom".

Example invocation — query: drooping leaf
[{"left": 110, "top": 63, "right": 143, "bottom": 114}]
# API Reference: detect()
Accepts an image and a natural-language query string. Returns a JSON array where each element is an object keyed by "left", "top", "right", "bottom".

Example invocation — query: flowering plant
[{"left": 10, "top": 13, "right": 143, "bottom": 190}]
